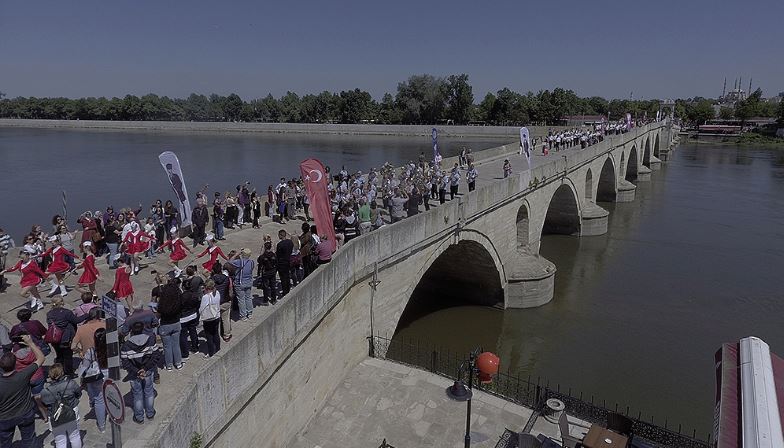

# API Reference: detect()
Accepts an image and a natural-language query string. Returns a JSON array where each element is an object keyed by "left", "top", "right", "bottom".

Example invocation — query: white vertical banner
[
  {"left": 158, "top": 151, "right": 192, "bottom": 227},
  {"left": 519, "top": 127, "right": 531, "bottom": 169}
]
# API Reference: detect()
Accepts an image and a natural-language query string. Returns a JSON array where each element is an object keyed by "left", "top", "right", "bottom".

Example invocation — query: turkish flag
[{"left": 300, "top": 158, "right": 336, "bottom": 250}]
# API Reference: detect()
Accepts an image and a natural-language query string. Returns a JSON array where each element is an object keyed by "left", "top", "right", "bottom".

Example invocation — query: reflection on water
[
  {"left": 393, "top": 144, "right": 784, "bottom": 435},
  {"left": 0, "top": 127, "right": 508, "bottom": 240}
]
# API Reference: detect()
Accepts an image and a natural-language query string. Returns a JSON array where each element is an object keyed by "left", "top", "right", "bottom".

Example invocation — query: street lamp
[{"left": 445, "top": 349, "right": 500, "bottom": 448}]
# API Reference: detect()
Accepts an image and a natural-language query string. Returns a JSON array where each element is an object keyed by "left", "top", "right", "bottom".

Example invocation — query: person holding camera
[{"left": 0, "top": 334, "right": 45, "bottom": 448}]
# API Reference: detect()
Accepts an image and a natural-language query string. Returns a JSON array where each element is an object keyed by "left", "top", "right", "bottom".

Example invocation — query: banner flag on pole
[
  {"left": 300, "top": 158, "right": 336, "bottom": 250},
  {"left": 625, "top": 113, "right": 632, "bottom": 129},
  {"left": 519, "top": 127, "right": 531, "bottom": 169},
  {"left": 61, "top": 190, "right": 68, "bottom": 221},
  {"left": 431, "top": 128, "right": 442, "bottom": 164},
  {"left": 158, "top": 151, "right": 193, "bottom": 227}
]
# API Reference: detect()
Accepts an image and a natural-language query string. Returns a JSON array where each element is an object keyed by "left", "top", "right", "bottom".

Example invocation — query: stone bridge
[{"left": 151, "top": 121, "right": 676, "bottom": 448}]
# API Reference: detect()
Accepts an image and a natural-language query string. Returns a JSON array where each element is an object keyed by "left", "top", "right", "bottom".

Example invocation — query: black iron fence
[{"left": 369, "top": 335, "right": 710, "bottom": 448}]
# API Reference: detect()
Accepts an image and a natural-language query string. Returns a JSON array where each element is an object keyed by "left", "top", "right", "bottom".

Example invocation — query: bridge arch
[
  {"left": 626, "top": 146, "right": 638, "bottom": 182},
  {"left": 596, "top": 156, "right": 617, "bottom": 202},
  {"left": 542, "top": 182, "right": 581, "bottom": 236},
  {"left": 516, "top": 202, "right": 531, "bottom": 250},
  {"left": 391, "top": 235, "right": 506, "bottom": 335},
  {"left": 653, "top": 133, "right": 661, "bottom": 157},
  {"left": 585, "top": 169, "right": 594, "bottom": 201},
  {"left": 643, "top": 137, "right": 651, "bottom": 167}
]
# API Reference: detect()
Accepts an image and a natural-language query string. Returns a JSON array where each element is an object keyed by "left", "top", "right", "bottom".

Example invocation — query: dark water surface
[
  {"left": 0, "top": 127, "right": 508, "bottom": 240},
  {"left": 393, "top": 143, "right": 784, "bottom": 436}
]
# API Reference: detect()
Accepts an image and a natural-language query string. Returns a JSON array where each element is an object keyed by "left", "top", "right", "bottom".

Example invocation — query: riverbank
[
  {"left": 0, "top": 118, "right": 562, "bottom": 138},
  {"left": 679, "top": 132, "right": 784, "bottom": 147}
]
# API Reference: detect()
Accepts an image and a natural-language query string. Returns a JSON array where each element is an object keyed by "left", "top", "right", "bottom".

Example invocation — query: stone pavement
[
  {"left": 0, "top": 137, "right": 593, "bottom": 447},
  {"left": 292, "top": 358, "right": 591, "bottom": 448}
]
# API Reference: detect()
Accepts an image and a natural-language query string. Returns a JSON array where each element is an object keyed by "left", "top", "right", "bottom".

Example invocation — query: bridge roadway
[{"left": 0, "top": 121, "right": 675, "bottom": 447}]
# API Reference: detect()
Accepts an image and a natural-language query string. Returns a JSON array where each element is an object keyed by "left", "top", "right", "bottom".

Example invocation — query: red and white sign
[
  {"left": 300, "top": 158, "right": 336, "bottom": 249},
  {"left": 103, "top": 379, "right": 125, "bottom": 424}
]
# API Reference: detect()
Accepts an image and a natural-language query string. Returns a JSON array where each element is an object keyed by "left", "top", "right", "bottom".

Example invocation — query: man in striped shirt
[{"left": 0, "top": 228, "right": 14, "bottom": 293}]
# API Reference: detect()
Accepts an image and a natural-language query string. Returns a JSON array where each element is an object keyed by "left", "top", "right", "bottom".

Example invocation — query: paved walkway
[
  {"left": 292, "top": 358, "right": 591, "bottom": 448},
  {"left": 0, "top": 138, "right": 596, "bottom": 447}
]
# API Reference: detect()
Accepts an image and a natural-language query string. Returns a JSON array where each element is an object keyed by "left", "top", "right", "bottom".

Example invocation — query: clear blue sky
[{"left": 1, "top": 0, "right": 782, "bottom": 101}]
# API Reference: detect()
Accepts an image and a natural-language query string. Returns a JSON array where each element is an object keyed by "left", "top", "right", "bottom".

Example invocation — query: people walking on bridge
[
  {"left": 503, "top": 159, "right": 512, "bottom": 178},
  {"left": 466, "top": 164, "right": 478, "bottom": 191},
  {"left": 40, "top": 363, "right": 83, "bottom": 448},
  {"left": 438, "top": 172, "right": 448, "bottom": 204},
  {"left": 449, "top": 164, "right": 460, "bottom": 200}
]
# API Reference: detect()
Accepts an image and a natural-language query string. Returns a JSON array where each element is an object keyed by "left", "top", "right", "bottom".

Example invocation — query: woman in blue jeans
[
  {"left": 156, "top": 280, "right": 183, "bottom": 370},
  {"left": 81, "top": 329, "right": 109, "bottom": 433}
]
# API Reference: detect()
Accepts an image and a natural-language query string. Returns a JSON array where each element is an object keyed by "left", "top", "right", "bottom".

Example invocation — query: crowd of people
[
  {"left": 0, "top": 142, "right": 498, "bottom": 447},
  {"left": 0, "top": 121, "right": 646, "bottom": 446}
]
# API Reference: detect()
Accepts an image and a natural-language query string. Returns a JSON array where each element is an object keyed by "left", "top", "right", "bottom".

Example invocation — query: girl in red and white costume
[
  {"left": 157, "top": 226, "right": 192, "bottom": 277},
  {"left": 111, "top": 254, "right": 134, "bottom": 309},
  {"left": 42, "top": 235, "right": 79, "bottom": 297},
  {"left": 195, "top": 234, "right": 227, "bottom": 275},
  {"left": 76, "top": 241, "right": 100, "bottom": 298},
  {"left": 122, "top": 221, "right": 145, "bottom": 276},
  {"left": 0, "top": 250, "right": 49, "bottom": 311}
]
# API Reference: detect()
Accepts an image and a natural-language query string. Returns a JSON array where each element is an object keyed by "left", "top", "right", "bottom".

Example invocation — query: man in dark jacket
[
  {"left": 210, "top": 264, "right": 232, "bottom": 341},
  {"left": 258, "top": 241, "right": 277, "bottom": 305},
  {"left": 191, "top": 198, "right": 209, "bottom": 247},
  {"left": 275, "top": 230, "right": 293, "bottom": 297},
  {"left": 121, "top": 322, "right": 158, "bottom": 424},
  {"left": 299, "top": 223, "right": 314, "bottom": 278},
  {"left": 156, "top": 280, "right": 183, "bottom": 370},
  {"left": 178, "top": 279, "right": 201, "bottom": 361}
]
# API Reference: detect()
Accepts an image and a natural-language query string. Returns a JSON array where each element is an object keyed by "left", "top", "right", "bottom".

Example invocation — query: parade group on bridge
[{"left": 0, "top": 118, "right": 639, "bottom": 447}]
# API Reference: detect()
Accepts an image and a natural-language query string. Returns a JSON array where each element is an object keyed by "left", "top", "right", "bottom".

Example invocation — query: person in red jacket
[
  {"left": 157, "top": 226, "right": 192, "bottom": 277},
  {"left": 111, "top": 255, "right": 135, "bottom": 309},
  {"left": 76, "top": 241, "right": 100, "bottom": 299},
  {"left": 195, "top": 235, "right": 227, "bottom": 275},
  {"left": 41, "top": 236, "right": 79, "bottom": 298},
  {"left": 0, "top": 250, "right": 49, "bottom": 312}
]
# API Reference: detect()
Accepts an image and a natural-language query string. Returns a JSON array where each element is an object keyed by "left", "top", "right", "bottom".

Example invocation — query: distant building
[{"left": 560, "top": 115, "right": 606, "bottom": 127}]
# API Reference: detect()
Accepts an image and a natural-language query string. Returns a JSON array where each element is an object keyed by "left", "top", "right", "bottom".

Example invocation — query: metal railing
[{"left": 369, "top": 335, "right": 710, "bottom": 448}]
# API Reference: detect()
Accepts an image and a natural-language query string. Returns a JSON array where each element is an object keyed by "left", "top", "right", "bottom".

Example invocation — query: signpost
[
  {"left": 104, "top": 379, "right": 124, "bottom": 448},
  {"left": 102, "top": 293, "right": 123, "bottom": 447}
]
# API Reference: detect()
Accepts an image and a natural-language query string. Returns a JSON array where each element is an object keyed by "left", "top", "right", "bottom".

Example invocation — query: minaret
[
  {"left": 748, "top": 78, "right": 752, "bottom": 95},
  {"left": 739, "top": 76, "right": 743, "bottom": 94},
  {"left": 722, "top": 77, "right": 727, "bottom": 98}
]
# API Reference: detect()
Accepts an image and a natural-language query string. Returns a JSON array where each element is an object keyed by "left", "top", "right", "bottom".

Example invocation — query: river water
[
  {"left": 393, "top": 143, "right": 784, "bottom": 436},
  {"left": 0, "top": 127, "right": 507, "bottom": 241}
]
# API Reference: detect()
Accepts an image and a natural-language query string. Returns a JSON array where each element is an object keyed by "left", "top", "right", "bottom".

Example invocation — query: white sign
[
  {"left": 102, "top": 295, "right": 118, "bottom": 319},
  {"left": 103, "top": 379, "right": 125, "bottom": 423}
]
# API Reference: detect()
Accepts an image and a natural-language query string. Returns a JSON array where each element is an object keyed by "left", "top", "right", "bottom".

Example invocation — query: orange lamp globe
[{"left": 476, "top": 352, "right": 500, "bottom": 383}]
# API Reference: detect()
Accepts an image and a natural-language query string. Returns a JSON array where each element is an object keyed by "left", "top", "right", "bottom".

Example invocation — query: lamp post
[{"left": 445, "top": 349, "right": 500, "bottom": 448}]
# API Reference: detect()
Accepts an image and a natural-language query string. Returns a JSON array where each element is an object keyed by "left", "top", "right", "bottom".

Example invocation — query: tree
[
  {"left": 734, "top": 88, "right": 763, "bottom": 126},
  {"left": 339, "top": 89, "right": 376, "bottom": 123},
  {"left": 395, "top": 74, "right": 447, "bottom": 124},
  {"left": 690, "top": 100, "right": 715, "bottom": 125},
  {"left": 718, "top": 107, "right": 734, "bottom": 120},
  {"left": 777, "top": 101, "right": 784, "bottom": 126},
  {"left": 444, "top": 74, "right": 474, "bottom": 124},
  {"left": 223, "top": 94, "right": 243, "bottom": 122}
]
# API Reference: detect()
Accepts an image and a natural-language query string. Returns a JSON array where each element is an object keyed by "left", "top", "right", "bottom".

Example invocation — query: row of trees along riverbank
[{"left": 0, "top": 74, "right": 664, "bottom": 126}]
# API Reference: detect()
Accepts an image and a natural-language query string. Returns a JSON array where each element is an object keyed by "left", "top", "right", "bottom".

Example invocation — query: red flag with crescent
[{"left": 300, "top": 158, "right": 336, "bottom": 250}]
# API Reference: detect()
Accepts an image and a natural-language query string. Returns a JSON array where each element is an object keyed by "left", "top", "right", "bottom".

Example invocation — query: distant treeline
[{"left": 0, "top": 74, "right": 666, "bottom": 125}]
